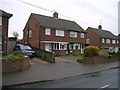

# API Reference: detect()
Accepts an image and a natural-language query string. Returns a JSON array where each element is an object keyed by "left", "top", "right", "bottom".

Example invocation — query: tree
[{"left": 13, "top": 31, "right": 19, "bottom": 39}]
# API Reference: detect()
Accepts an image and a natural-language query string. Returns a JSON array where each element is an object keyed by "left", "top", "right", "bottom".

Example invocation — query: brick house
[
  {"left": 0, "top": 9, "right": 13, "bottom": 55},
  {"left": 86, "top": 25, "right": 119, "bottom": 53},
  {"left": 23, "top": 12, "right": 87, "bottom": 55}
]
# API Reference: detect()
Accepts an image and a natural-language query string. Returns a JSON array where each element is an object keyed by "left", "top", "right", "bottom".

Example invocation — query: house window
[
  {"left": 29, "top": 30, "right": 32, "bottom": 37},
  {"left": 70, "top": 31, "right": 77, "bottom": 38},
  {"left": 45, "top": 28, "right": 51, "bottom": 35},
  {"left": 112, "top": 40, "right": 116, "bottom": 44},
  {"left": 117, "top": 40, "right": 119, "bottom": 44},
  {"left": 74, "top": 44, "right": 80, "bottom": 50},
  {"left": 106, "top": 39, "right": 110, "bottom": 44},
  {"left": 80, "top": 33, "right": 84, "bottom": 38},
  {"left": 56, "top": 30, "right": 64, "bottom": 36},
  {"left": 102, "top": 38, "right": 105, "bottom": 43},
  {"left": 86, "top": 39, "right": 90, "bottom": 44},
  {"left": 54, "top": 43, "right": 67, "bottom": 50}
]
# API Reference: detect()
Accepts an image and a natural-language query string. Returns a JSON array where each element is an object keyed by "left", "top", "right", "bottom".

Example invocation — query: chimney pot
[
  {"left": 53, "top": 12, "right": 58, "bottom": 18},
  {"left": 98, "top": 25, "right": 102, "bottom": 30}
]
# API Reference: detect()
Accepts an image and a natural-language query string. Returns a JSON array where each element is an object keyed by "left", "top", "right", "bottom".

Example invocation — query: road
[{"left": 3, "top": 67, "right": 119, "bottom": 89}]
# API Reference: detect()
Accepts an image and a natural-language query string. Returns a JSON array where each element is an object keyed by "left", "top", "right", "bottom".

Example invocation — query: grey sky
[{"left": 0, "top": 0, "right": 119, "bottom": 39}]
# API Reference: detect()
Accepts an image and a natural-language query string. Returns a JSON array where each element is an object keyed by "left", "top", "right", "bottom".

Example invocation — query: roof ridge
[{"left": 31, "top": 13, "right": 76, "bottom": 23}]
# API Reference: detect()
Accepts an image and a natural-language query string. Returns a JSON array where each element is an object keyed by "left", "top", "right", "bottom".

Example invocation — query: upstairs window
[
  {"left": 29, "top": 30, "right": 32, "bottom": 37},
  {"left": 80, "top": 33, "right": 85, "bottom": 38},
  {"left": 112, "top": 40, "right": 116, "bottom": 44},
  {"left": 102, "top": 38, "right": 105, "bottom": 43},
  {"left": 45, "top": 28, "right": 51, "bottom": 35},
  {"left": 106, "top": 39, "right": 110, "bottom": 44},
  {"left": 56, "top": 30, "right": 64, "bottom": 36},
  {"left": 70, "top": 31, "right": 77, "bottom": 38}
]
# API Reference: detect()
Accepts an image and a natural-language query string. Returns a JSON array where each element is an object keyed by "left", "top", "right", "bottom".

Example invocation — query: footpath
[{"left": 2, "top": 56, "right": 119, "bottom": 86}]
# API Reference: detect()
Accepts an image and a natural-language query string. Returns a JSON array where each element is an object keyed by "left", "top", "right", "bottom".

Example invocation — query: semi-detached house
[
  {"left": 86, "top": 25, "right": 119, "bottom": 53},
  {"left": 23, "top": 12, "right": 87, "bottom": 55}
]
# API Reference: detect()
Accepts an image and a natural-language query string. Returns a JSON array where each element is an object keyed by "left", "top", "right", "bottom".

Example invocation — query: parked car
[{"left": 13, "top": 44, "right": 35, "bottom": 57}]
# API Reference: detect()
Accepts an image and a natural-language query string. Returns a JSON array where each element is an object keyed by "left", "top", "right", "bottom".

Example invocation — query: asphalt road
[{"left": 3, "top": 67, "right": 119, "bottom": 89}]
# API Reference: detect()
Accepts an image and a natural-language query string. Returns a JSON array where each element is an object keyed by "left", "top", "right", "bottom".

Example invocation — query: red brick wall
[
  {"left": 86, "top": 27, "right": 100, "bottom": 48},
  {"left": 40, "top": 28, "right": 86, "bottom": 43},
  {"left": 100, "top": 39, "right": 119, "bottom": 47},
  {"left": 23, "top": 15, "right": 40, "bottom": 48},
  {"left": 2, "top": 16, "right": 9, "bottom": 55},
  {"left": 2, "top": 57, "right": 30, "bottom": 72}
]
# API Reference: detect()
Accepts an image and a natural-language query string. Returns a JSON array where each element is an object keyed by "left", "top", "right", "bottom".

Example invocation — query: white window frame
[
  {"left": 80, "top": 33, "right": 84, "bottom": 38},
  {"left": 45, "top": 28, "right": 51, "bottom": 35},
  {"left": 70, "top": 31, "right": 77, "bottom": 38},
  {"left": 86, "top": 39, "right": 90, "bottom": 44},
  {"left": 53, "top": 43, "right": 67, "bottom": 50},
  {"left": 29, "top": 30, "right": 32, "bottom": 37},
  {"left": 106, "top": 39, "right": 110, "bottom": 44},
  {"left": 56, "top": 30, "right": 64, "bottom": 37},
  {"left": 117, "top": 40, "right": 119, "bottom": 44},
  {"left": 102, "top": 38, "right": 105, "bottom": 43},
  {"left": 112, "top": 40, "right": 116, "bottom": 44}
]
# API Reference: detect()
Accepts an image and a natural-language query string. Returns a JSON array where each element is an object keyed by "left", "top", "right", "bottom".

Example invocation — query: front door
[{"left": 45, "top": 43, "right": 52, "bottom": 52}]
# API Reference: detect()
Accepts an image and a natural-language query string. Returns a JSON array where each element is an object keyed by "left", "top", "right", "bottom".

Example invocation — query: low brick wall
[
  {"left": 2, "top": 57, "right": 30, "bottom": 73},
  {"left": 85, "top": 56, "right": 119, "bottom": 64}
]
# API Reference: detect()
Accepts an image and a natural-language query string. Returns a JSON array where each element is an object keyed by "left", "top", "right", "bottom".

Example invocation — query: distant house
[
  {"left": 0, "top": 9, "right": 13, "bottom": 55},
  {"left": 86, "top": 25, "right": 119, "bottom": 53},
  {"left": 23, "top": 12, "right": 87, "bottom": 55}
]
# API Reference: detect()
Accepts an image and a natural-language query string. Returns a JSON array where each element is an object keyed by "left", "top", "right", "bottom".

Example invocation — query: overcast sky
[{"left": 0, "top": 0, "right": 119, "bottom": 39}]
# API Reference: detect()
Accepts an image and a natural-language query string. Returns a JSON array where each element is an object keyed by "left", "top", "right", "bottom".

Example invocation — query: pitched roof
[
  {"left": 89, "top": 27, "right": 118, "bottom": 40},
  {"left": 32, "top": 13, "right": 85, "bottom": 32},
  {"left": 0, "top": 9, "right": 13, "bottom": 18}
]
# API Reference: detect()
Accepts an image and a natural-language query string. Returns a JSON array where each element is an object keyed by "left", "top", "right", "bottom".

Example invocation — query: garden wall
[
  {"left": 2, "top": 57, "right": 30, "bottom": 73},
  {"left": 85, "top": 56, "right": 119, "bottom": 64}
]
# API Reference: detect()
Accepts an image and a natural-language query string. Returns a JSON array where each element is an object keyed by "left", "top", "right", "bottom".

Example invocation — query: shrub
[
  {"left": 83, "top": 46, "right": 99, "bottom": 57},
  {"left": 98, "top": 49, "right": 109, "bottom": 57},
  {"left": 113, "top": 51, "right": 120, "bottom": 56},
  {"left": 0, "top": 51, "right": 27, "bottom": 61},
  {"left": 67, "top": 52, "right": 82, "bottom": 56},
  {"left": 77, "top": 57, "right": 88, "bottom": 63},
  {"left": 13, "top": 51, "right": 24, "bottom": 56}
]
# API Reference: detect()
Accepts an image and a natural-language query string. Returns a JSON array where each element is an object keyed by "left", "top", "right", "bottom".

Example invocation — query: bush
[
  {"left": 0, "top": 51, "right": 27, "bottom": 61},
  {"left": 98, "top": 49, "right": 109, "bottom": 57},
  {"left": 113, "top": 51, "right": 120, "bottom": 56},
  {"left": 83, "top": 46, "right": 99, "bottom": 57},
  {"left": 67, "top": 52, "right": 82, "bottom": 56},
  {"left": 77, "top": 57, "right": 88, "bottom": 63},
  {"left": 13, "top": 51, "right": 24, "bottom": 56}
]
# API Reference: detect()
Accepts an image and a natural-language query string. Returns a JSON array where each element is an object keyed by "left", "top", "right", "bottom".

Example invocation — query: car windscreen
[{"left": 20, "top": 45, "right": 32, "bottom": 50}]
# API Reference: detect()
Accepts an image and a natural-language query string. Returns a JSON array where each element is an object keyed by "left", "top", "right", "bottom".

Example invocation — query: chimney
[
  {"left": 98, "top": 25, "right": 102, "bottom": 30},
  {"left": 53, "top": 12, "right": 58, "bottom": 18}
]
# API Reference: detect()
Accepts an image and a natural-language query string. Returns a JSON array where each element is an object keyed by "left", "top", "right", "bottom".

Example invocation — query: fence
[{"left": 32, "top": 47, "right": 55, "bottom": 63}]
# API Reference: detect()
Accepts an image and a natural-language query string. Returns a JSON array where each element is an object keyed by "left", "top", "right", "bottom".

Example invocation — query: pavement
[{"left": 2, "top": 56, "right": 119, "bottom": 86}]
